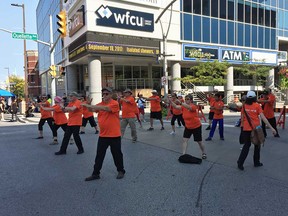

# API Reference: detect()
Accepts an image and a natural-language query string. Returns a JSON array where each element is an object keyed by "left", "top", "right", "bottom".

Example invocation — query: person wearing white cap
[
  {"left": 143, "top": 90, "right": 164, "bottom": 131},
  {"left": 237, "top": 91, "right": 276, "bottom": 171}
]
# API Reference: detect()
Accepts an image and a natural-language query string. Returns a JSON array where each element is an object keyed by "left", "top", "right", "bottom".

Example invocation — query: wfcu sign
[{"left": 95, "top": 5, "right": 154, "bottom": 32}]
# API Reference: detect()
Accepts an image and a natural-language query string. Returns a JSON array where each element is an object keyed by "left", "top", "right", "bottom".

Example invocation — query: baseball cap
[
  {"left": 102, "top": 87, "right": 113, "bottom": 93},
  {"left": 151, "top": 90, "right": 157, "bottom": 93},
  {"left": 69, "top": 91, "right": 79, "bottom": 97},
  {"left": 54, "top": 96, "right": 62, "bottom": 103},
  {"left": 246, "top": 91, "right": 256, "bottom": 98},
  {"left": 123, "top": 88, "right": 132, "bottom": 94}
]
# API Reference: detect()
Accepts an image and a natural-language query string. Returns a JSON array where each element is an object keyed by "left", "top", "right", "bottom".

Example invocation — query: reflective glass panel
[
  {"left": 245, "top": 2, "right": 251, "bottom": 23},
  {"left": 228, "top": 21, "right": 234, "bottom": 45},
  {"left": 202, "top": 17, "right": 210, "bottom": 42},
  {"left": 202, "top": 0, "right": 210, "bottom": 16},
  {"left": 193, "top": 15, "right": 201, "bottom": 41},
  {"left": 245, "top": 24, "right": 251, "bottom": 47},
  {"left": 184, "top": 14, "right": 192, "bottom": 40},
  {"left": 228, "top": 0, "right": 234, "bottom": 20},
  {"left": 237, "top": 23, "right": 244, "bottom": 46},
  {"left": 238, "top": 2, "right": 244, "bottom": 22},
  {"left": 220, "top": 20, "right": 226, "bottom": 44},
  {"left": 193, "top": 0, "right": 201, "bottom": 14},
  {"left": 211, "top": 18, "right": 219, "bottom": 43},
  {"left": 252, "top": 25, "right": 257, "bottom": 48},
  {"left": 220, "top": 0, "right": 226, "bottom": 19},
  {"left": 211, "top": 0, "right": 218, "bottom": 17},
  {"left": 183, "top": 0, "right": 192, "bottom": 12},
  {"left": 265, "top": 28, "right": 270, "bottom": 49}
]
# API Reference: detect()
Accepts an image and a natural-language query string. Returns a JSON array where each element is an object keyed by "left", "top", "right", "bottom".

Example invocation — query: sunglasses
[
  {"left": 185, "top": 98, "right": 190, "bottom": 100},
  {"left": 102, "top": 93, "right": 110, "bottom": 96}
]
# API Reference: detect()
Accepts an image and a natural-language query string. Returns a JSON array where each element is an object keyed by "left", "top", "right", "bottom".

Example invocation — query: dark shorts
[
  {"left": 208, "top": 112, "right": 214, "bottom": 120},
  {"left": 82, "top": 116, "right": 97, "bottom": 127},
  {"left": 150, "top": 111, "right": 162, "bottom": 120},
  {"left": 183, "top": 126, "right": 202, "bottom": 142}
]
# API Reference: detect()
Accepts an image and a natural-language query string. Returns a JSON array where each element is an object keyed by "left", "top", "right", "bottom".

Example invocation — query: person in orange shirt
[
  {"left": 237, "top": 91, "right": 276, "bottom": 171},
  {"left": 144, "top": 90, "right": 164, "bottom": 131},
  {"left": 206, "top": 91, "right": 217, "bottom": 130},
  {"left": 258, "top": 89, "right": 279, "bottom": 138},
  {"left": 35, "top": 95, "right": 54, "bottom": 139},
  {"left": 83, "top": 87, "right": 125, "bottom": 181},
  {"left": 120, "top": 89, "right": 137, "bottom": 143},
  {"left": 55, "top": 92, "right": 84, "bottom": 155},
  {"left": 40, "top": 96, "right": 74, "bottom": 145},
  {"left": 79, "top": 96, "right": 99, "bottom": 134},
  {"left": 169, "top": 94, "right": 206, "bottom": 159},
  {"left": 205, "top": 93, "right": 225, "bottom": 141},
  {"left": 169, "top": 93, "right": 185, "bottom": 135}
]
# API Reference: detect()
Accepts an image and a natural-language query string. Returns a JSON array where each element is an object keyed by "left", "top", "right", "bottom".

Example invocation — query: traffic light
[
  {"left": 49, "top": 65, "right": 57, "bottom": 78},
  {"left": 59, "top": 66, "right": 65, "bottom": 76},
  {"left": 56, "top": 10, "right": 67, "bottom": 38}
]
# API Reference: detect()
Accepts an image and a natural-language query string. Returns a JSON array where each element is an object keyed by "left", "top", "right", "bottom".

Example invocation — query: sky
[{"left": 0, "top": 0, "right": 38, "bottom": 89}]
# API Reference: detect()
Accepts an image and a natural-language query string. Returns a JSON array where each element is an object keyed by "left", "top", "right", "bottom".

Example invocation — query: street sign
[{"left": 12, "top": 32, "right": 38, "bottom": 40}]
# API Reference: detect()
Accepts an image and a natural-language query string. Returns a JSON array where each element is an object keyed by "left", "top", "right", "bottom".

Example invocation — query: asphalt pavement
[{"left": 0, "top": 111, "right": 288, "bottom": 216}]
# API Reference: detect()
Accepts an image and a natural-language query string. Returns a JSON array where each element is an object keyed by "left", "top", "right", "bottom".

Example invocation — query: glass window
[
  {"left": 211, "top": 0, "right": 218, "bottom": 18},
  {"left": 259, "top": 5, "right": 264, "bottom": 25},
  {"left": 258, "top": 26, "right": 264, "bottom": 48},
  {"left": 286, "top": 0, "right": 288, "bottom": 10},
  {"left": 245, "top": 24, "right": 251, "bottom": 47},
  {"left": 252, "top": 26, "right": 257, "bottom": 48},
  {"left": 238, "top": 2, "right": 244, "bottom": 22},
  {"left": 285, "top": 12, "right": 288, "bottom": 30},
  {"left": 237, "top": 23, "right": 244, "bottom": 46},
  {"left": 279, "top": 0, "right": 284, "bottom": 9},
  {"left": 184, "top": 14, "right": 192, "bottom": 40},
  {"left": 245, "top": 2, "right": 251, "bottom": 23},
  {"left": 193, "top": 15, "right": 201, "bottom": 41},
  {"left": 271, "top": 29, "right": 276, "bottom": 49},
  {"left": 193, "top": 0, "right": 201, "bottom": 15},
  {"left": 271, "top": 9, "right": 276, "bottom": 28},
  {"left": 228, "top": 0, "right": 234, "bottom": 20},
  {"left": 220, "top": 0, "right": 226, "bottom": 19},
  {"left": 270, "top": 0, "right": 276, "bottom": 7},
  {"left": 211, "top": 18, "right": 219, "bottom": 43},
  {"left": 152, "top": 67, "right": 161, "bottom": 78},
  {"left": 202, "top": 17, "right": 210, "bottom": 42},
  {"left": 265, "top": 28, "right": 270, "bottom": 49},
  {"left": 124, "top": 66, "right": 132, "bottom": 79},
  {"left": 252, "top": 3, "right": 257, "bottom": 24},
  {"left": 141, "top": 66, "right": 148, "bottom": 78},
  {"left": 228, "top": 21, "right": 234, "bottom": 45},
  {"left": 183, "top": 0, "right": 192, "bottom": 13},
  {"left": 220, "top": 20, "right": 226, "bottom": 44},
  {"left": 133, "top": 66, "right": 140, "bottom": 78},
  {"left": 202, "top": 0, "right": 210, "bottom": 16},
  {"left": 115, "top": 66, "right": 124, "bottom": 80},
  {"left": 265, "top": 7, "right": 270, "bottom": 27}
]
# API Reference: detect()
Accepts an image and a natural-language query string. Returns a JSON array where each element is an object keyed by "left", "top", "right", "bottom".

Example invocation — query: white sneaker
[{"left": 170, "top": 131, "right": 175, "bottom": 135}]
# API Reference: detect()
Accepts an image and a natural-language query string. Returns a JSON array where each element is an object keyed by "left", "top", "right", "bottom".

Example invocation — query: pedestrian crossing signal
[
  {"left": 60, "top": 66, "right": 65, "bottom": 76},
  {"left": 56, "top": 10, "right": 67, "bottom": 38}
]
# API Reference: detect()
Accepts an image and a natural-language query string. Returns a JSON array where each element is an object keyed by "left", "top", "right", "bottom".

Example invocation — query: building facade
[
  {"left": 26, "top": 50, "right": 41, "bottom": 98},
  {"left": 36, "top": 0, "right": 288, "bottom": 103}
]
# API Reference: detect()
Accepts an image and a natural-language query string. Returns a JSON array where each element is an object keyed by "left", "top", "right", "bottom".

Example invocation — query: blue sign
[
  {"left": 221, "top": 49, "right": 250, "bottom": 62},
  {"left": 96, "top": 5, "right": 154, "bottom": 32}
]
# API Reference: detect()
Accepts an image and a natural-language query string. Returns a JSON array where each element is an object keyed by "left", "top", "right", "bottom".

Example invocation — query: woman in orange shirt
[
  {"left": 169, "top": 93, "right": 185, "bottom": 135},
  {"left": 80, "top": 96, "right": 99, "bottom": 134},
  {"left": 169, "top": 94, "right": 206, "bottom": 159},
  {"left": 237, "top": 91, "right": 276, "bottom": 171}
]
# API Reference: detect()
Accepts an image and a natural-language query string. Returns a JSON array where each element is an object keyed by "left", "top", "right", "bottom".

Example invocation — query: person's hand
[{"left": 271, "top": 129, "right": 277, "bottom": 135}]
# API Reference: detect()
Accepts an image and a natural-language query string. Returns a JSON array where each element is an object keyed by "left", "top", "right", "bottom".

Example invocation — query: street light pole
[
  {"left": 155, "top": 0, "right": 177, "bottom": 99},
  {"left": 11, "top": 3, "right": 27, "bottom": 103},
  {"left": 4, "top": 67, "right": 10, "bottom": 92}
]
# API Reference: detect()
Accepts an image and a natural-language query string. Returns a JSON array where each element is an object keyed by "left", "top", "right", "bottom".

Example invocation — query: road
[{"left": 0, "top": 112, "right": 288, "bottom": 216}]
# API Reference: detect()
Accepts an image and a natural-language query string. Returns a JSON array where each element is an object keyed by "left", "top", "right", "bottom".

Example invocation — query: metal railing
[{"left": 180, "top": 82, "right": 208, "bottom": 104}]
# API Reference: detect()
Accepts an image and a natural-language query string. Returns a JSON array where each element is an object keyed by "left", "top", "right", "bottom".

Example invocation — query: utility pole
[{"left": 4, "top": 67, "right": 10, "bottom": 92}]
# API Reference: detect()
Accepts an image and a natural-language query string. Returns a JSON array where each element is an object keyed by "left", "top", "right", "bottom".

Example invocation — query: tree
[
  {"left": 8, "top": 75, "right": 25, "bottom": 98},
  {"left": 177, "top": 60, "right": 230, "bottom": 86},
  {"left": 278, "top": 66, "right": 288, "bottom": 104}
]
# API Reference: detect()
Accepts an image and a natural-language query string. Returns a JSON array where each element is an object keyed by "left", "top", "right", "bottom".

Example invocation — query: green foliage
[
  {"left": 176, "top": 60, "right": 229, "bottom": 86},
  {"left": 9, "top": 75, "right": 25, "bottom": 98},
  {"left": 234, "top": 61, "right": 272, "bottom": 87},
  {"left": 278, "top": 66, "right": 288, "bottom": 90}
]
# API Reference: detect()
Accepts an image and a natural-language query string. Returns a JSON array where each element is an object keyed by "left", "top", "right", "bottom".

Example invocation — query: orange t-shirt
[
  {"left": 261, "top": 94, "right": 275, "bottom": 119},
  {"left": 207, "top": 96, "right": 215, "bottom": 113},
  {"left": 242, "top": 103, "right": 263, "bottom": 131},
  {"left": 52, "top": 104, "right": 68, "bottom": 125},
  {"left": 121, "top": 96, "right": 137, "bottom": 118},
  {"left": 212, "top": 100, "right": 224, "bottom": 119},
  {"left": 182, "top": 104, "right": 201, "bottom": 129},
  {"left": 67, "top": 99, "right": 83, "bottom": 126},
  {"left": 171, "top": 99, "right": 182, "bottom": 115},
  {"left": 149, "top": 96, "right": 161, "bottom": 112},
  {"left": 96, "top": 99, "right": 121, "bottom": 137},
  {"left": 40, "top": 101, "right": 52, "bottom": 119},
  {"left": 82, "top": 101, "right": 94, "bottom": 118}
]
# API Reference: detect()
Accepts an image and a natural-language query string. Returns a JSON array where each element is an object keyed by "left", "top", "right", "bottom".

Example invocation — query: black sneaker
[
  {"left": 147, "top": 127, "right": 154, "bottom": 131},
  {"left": 85, "top": 174, "right": 100, "bottom": 181},
  {"left": 79, "top": 131, "right": 85, "bottom": 134},
  {"left": 161, "top": 127, "right": 165, "bottom": 130},
  {"left": 77, "top": 150, "right": 84, "bottom": 154},
  {"left": 95, "top": 130, "right": 99, "bottom": 134},
  {"left": 205, "top": 137, "right": 212, "bottom": 141},
  {"left": 254, "top": 162, "right": 263, "bottom": 167},
  {"left": 206, "top": 126, "right": 211, "bottom": 130},
  {"left": 237, "top": 163, "right": 244, "bottom": 171},
  {"left": 35, "top": 136, "right": 44, "bottom": 139},
  {"left": 55, "top": 151, "right": 66, "bottom": 155},
  {"left": 116, "top": 171, "right": 125, "bottom": 179}
]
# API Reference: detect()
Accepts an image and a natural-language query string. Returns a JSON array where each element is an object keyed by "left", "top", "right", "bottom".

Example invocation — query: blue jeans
[{"left": 209, "top": 119, "right": 224, "bottom": 138}]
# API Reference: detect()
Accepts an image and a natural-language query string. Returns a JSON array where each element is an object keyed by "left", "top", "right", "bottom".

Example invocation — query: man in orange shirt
[
  {"left": 79, "top": 96, "right": 99, "bottom": 134},
  {"left": 169, "top": 93, "right": 185, "bottom": 135},
  {"left": 206, "top": 91, "right": 217, "bottom": 130},
  {"left": 55, "top": 92, "right": 84, "bottom": 155},
  {"left": 83, "top": 87, "right": 125, "bottom": 181},
  {"left": 258, "top": 89, "right": 279, "bottom": 138},
  {"left": 120, "top": 89, "right": 137, "bottom": 143},
  {"left": 36, "top": 95, "right": 54, "bottom": 139},
  {"left": 205, "top": 93, "right": 225, "bottom": 141},
  {"left": 144, "top": 90, "right": 164, "bottom": 131},
  {"left": 169, "top": 94, "right": 206, "bottom": 159}
]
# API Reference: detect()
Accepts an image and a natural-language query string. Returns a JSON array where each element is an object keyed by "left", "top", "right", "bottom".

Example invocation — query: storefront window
[
  {"left": 211, "top": 0, "right": 218, "bottom": 18},
  {"left": 133, "top": 66, "right": 140, "bottom": 78},
  {"left": 115, "top": 65, "right": 124, "bottom": 80},
  {"left": 141, "top": 66, "right": 148, "bottom": 78},
  {"left": 124, "top": 66, "right": 132, "bottom": 79},
  {"left": 152, "top": 67, "right": 161, "bottom": 78}
]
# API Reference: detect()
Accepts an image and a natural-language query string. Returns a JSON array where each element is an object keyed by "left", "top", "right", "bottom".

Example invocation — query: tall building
[
  {"left": 26, "top": 50, "right": 41, "bottom": 98},
  {"left": 36, "top": 0, "right": 288, "bottom": 103}
]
